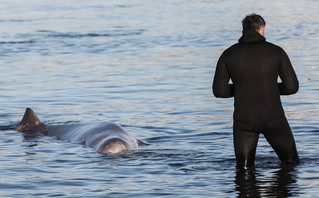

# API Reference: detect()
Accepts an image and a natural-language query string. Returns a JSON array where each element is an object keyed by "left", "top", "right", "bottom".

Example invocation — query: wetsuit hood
[{"left": 239, "top": 29, "right": 266, "bottom": 44}]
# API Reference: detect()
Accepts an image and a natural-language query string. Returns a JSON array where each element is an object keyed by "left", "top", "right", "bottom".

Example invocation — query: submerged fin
[
  {"left": 136, "top": 139, "right": 147, "bottom": 146},
  {"left": 16, "top": 108, "right": 44, "bottom": 132}
]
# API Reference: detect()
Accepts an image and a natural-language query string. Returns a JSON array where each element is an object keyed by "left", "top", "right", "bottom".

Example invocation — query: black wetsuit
[{"left": 213, "top": 30, "right": 300, "bottom": 167}]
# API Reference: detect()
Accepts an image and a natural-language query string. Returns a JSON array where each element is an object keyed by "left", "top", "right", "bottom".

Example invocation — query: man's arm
[
  {"left": 212, "top": 57, "right": 234, "bottom": 98},
  {"left": 278, "top": 49, "right": 299, "bottom": 95}
]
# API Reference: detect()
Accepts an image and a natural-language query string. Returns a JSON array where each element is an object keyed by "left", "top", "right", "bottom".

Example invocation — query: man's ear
[{"left": 259, "top": 27, "right": 265, "bottom": 36}]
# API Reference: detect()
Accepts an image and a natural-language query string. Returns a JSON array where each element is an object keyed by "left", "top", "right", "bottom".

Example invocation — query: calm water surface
[{"left": 1, "top": 0, "right": 319, "bottom": 197}]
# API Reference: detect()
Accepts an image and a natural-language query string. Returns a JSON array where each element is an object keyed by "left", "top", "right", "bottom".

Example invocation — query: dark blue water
[{"left": 1, "top": 0, "right": 319, "bottom": 197}]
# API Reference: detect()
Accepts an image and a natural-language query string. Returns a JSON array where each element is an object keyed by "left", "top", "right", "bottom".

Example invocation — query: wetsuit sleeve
[
  {"left": 213, "top": 56, "right": 234, "bottom": 98},
  {"left": 278, "top": 50, "right": 299, "bottom": 95}
]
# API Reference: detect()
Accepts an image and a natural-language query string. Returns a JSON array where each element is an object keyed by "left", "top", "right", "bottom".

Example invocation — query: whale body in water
[{"left": 16, "top": 108, "right": 141, "bottom": 154}]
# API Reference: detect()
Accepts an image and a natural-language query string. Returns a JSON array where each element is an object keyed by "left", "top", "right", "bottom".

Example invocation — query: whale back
[
  {"left": 15, "top": 108, "right": 141, "bottom": 154},
  {"left": 16, "top": 108, "right": 44, "bottom": 132}
]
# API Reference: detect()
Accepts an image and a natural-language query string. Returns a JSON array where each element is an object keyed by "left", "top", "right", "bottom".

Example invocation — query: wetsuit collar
[{"left": 238, "top": 29, "right": 266, "bottom": 44}]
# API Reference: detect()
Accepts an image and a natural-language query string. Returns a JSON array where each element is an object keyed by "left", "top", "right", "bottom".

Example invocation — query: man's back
[{"left": 213, "top": 30, "right": 298, "bottom": 128}]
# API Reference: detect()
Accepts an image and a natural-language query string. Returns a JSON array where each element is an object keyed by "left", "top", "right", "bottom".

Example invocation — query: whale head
[
  {"left": 97, "top": 137, "right": 132, "bottom": 154},
  {"left": 16, "top": 108, "right": 44, "bottom": 132}
]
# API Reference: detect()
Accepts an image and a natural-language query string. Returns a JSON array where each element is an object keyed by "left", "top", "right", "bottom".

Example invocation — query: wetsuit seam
[
  {"left": 263, "top": 114, "right": 286, "bottom": 129},
  {"left": 234, "top": 113, "right": 285, "bottom": 133}
]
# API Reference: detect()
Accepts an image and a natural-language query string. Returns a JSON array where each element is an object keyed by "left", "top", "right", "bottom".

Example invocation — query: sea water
[{"left": 0, "top": 0, "right": 319, "bottom": 197}]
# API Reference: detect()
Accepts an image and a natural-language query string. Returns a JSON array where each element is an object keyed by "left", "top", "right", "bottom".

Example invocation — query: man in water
[{"left": 212, "top": 13, "right": 300, "bottom": 168}]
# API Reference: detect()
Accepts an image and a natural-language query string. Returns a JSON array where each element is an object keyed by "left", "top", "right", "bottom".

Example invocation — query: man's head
[{"left": 242, "top": 13, "right": 266, "bottom": 36}]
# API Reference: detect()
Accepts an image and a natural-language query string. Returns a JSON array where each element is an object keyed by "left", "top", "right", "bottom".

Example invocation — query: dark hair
[{"left": 242, "top": 13, "right": 266, "bottom": 31}]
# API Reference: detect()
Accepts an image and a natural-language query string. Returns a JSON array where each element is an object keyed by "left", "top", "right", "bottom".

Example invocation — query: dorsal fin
[{"left": 16, "top": 108, "right": 44, "bottom": 132}]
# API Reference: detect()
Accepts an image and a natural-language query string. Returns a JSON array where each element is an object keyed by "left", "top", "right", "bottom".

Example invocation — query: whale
[{"left": 16, "top": 108, "right": 141, "bottom": 154}]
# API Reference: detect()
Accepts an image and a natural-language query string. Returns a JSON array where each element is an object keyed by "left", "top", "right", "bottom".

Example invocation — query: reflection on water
[
  {"left": 235, "top": 165, "right": 300, "bottom": 197},
  {"left": 235, "top": 168, "right": 261, "bottom": 197}
]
